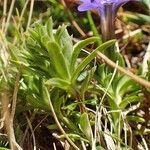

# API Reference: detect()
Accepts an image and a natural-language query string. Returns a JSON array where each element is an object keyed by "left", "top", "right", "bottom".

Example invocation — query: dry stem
[{"left": 97, "top": 51, "right": 150, "bottom": 88}]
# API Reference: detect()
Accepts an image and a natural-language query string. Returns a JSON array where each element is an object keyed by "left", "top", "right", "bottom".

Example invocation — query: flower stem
[
  {"left": 100, "top": 5, "right": 115, "bottom": 42},
  {"left": 99, "top": 5, "right": 116, "bottom": 59}
]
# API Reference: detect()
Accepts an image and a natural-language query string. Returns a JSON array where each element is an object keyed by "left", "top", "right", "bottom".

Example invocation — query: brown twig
[
  {"left": 25, "top": 113, "right": 36, "bottom": 150},
  {"left": 10, "top": 73, "right": 22, "bottom": 150},
  {"left": 1, "top": 91, "right": 22, "bottom": 150},
  {"left": 60, "top": 0, "right": 86, "bottom": 37},
  {"left": 21, "top": 112, "right": 36, "bottom": 148},
  {"left": 142, "top": 42, "right": 150, "bottom": 75},
  {"left": 0, "top": 72, "right": 22, "bottom": 150},
  {"left": 96, "top": 51, "right": 150, "bottom": 88},
  {"left": 26, "top": 0, "right": 34, "bottom": 31},
  {"left": 10, "top": 73, "right": 20, "bottom": 126},
  {"left": 4, "top": 0, "right": 16, "bottom": 33}
]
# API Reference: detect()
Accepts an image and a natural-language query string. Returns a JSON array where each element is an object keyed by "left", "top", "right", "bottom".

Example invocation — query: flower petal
[
  {"left": 79, "top": 0, "right": 91, "bottom": 2},
  {"left": 78, "top": 3, "right": 97, "bottom": 11},
  {"left": 114, "top": 0, "right": 140, "bottom": 13}
]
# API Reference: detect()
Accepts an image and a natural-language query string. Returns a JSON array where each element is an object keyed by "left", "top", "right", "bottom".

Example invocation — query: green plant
[
  {"left": 10, "top": 18, "right": 117, "bottom": 149},
  {"left": 1, "top": 1, "right": 149, "bottom": 149}
]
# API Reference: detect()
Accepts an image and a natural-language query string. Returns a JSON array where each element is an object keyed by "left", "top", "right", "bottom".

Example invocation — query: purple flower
[
  {"left": 78, "top": 0, "right": 138, "bottom": 14},
  {"left": 78, "top": 0, "right": 139, "bottom": 41}
]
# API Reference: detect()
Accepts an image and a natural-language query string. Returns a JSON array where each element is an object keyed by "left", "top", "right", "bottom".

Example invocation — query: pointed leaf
[
  {"left": 119, "top": 96, "right": 141, "bottom": 109},
  {"left": 70, "top": 37, "right": 100, "bottom": 72},
  {"left": 127, "top": 115, "right": 145, "bottom": 123},
  {"left": 42, "top": 41, "right": 70, "bottom": 79},
  {"left": 46, "top": 78, "right": 70, "bottom": 90},
  {"left": 71, "top": 40, "right": 115, "bottom": 83},
  {"left": 46, "top": 17, "right": 54, "bottom": 40},
  {"left": 79, "top": 113, "right": 93, "bottom": 144}
]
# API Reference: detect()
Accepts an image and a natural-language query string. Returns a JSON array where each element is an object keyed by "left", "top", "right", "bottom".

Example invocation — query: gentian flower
[{"left": 78, "top": 0, "right": 139, "bottom": 41}]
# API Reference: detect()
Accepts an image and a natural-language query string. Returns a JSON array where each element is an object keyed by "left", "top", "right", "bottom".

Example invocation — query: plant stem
[
  {"left": 100, "top": 5, "right": 115, "bottom": 42},
  {"left": 96, "top": 51, "right": 150, "bottom": 88},
  {"left": 26, "top": 0, "right": 34, "bottom": 31},
  {"left": 87, "top": 11, "right": 102, "bottom": 45},
  {"left": 46, "top": 89, "right": 80, "bottom": 150},
  {"left": 4, "top": 0, "right": 15, "bottom": 33},
  {"left": 99, "top": 5, "right": 116, "bottom": 59}
]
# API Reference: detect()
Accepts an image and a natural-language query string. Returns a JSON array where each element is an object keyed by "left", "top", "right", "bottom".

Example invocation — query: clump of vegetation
[{"left": 0, "top": 0, "right": 150, "bottom": 150}]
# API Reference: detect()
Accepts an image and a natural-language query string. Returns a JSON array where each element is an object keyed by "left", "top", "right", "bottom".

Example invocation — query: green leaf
[
  {"left": 42, "top": 41, "right": 70, "bottom": 79},
  {"left": 124, "top": 13, "right": 150, "bottom": 25},
  {"left": 96, "top": 64, "right": 107, "bottom": 84},
  {"left": 36, "top": 23, "right": 46, "bottom": 37},
  {"left": 9, "top": 44, "right": 21, "bottom": 61},
  {"left": 58, "top": 133, "right": 89, "bottom": 142},
  {"left": 127, "top": 116, "right": 145, "bottom": 123},
  {"left": 96, "top": 146, "right": 105, "bottom": 150},
  {"left": 70, "top": 37, "right": 100, "bottom": 72},
  {"left": 0, "top": 148, "right": 10, "bottom": 150},
  {"left": 51, "top": 96, "right": 79, "bottom": 131},
  {"left": 55, "top": 25, "right": 66, "bottom": 43},
  {"left": 64, "top": 134, "right": 88, "bottom": 142},
  {"left": 142, "top": 0, "right": 150, "bottom": 10},
  {"left": 45, "top": 78, "right": 70, "bottom": 90},
  {"left": 65, "top": 103, "right": 78, "bottom": 111},
  {"left": 113, "top": 76, "right": 129, "bottom": 104},
  {"left": 103, "top": 74, "right": 113, "bottom": 89},
  {"left": 79, "top": 113, "right": 93, "bottom": 144},
  {"left": 119, "top": 96, "right": 141, "bottom": 109},
  {"left": 28, "top": 28, "right": 40, "bottom": 42},
  {"left": 51, "top": 96, "right": 64, "bottom": 119},
  {"left": 61, "top": 30, "right": 73, "bottom": 63},
  {"left": 55, "top": 25, "right": 73, "bottom": 63},
  {"left": 71, "top": 40, "right": 115, "bottom": 83},
  {"left": 47, "top": 124, "right": 58, "bottom": 130},
  {"left": 26, "top": 38, "right": 48, "bottom": 57},
  {"left": 29, "top": 65, "right": 51, "bottom": 78},
  {"left": 119, "top": 79, "right": 140, "bottom": 97},
  {"left": 27, "top": 95, "right": 49, "bottom": 110},
  {"left": 46, "top": 17, "right": 54, "bottom": 40},
  {"left": 80, "top": 67, "right": 96, "bottom": 96}
]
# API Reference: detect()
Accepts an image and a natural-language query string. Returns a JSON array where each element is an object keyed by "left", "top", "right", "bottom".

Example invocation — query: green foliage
[
  {"left": 142, "top": 0, "right": 150, "bottom": 10},
  {"left": 19, "top": 18, "right": 100, "bottom": 93},
  {"left": 3, "top": 3, "right": 149, "bottom": 148},
  {"left": 9, "top": 18, "right": 117, "bottom": 147},
  {"left": 0, "top": 148, "right": 10, "bottom": 150},
  {"left": 79, "top": 113, "right": 93, "bottom": 144},
  {"left": 96, "top": 64, "right": 143, "bottom": 133},
  {"left": 12, "top": 18, "right": 115, "bottom": 97},
  {"left": 124, "top": 13, "right": 150, "bottom": 25},
  {"left": 0, "top": 136, "right": 9, "bottom": 150}
]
